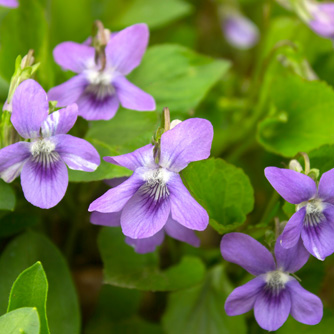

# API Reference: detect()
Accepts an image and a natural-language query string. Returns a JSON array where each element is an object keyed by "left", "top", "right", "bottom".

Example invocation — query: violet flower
[
  {"left": 265, "top": 167, "right": 334, "bottom": 260},
  {"left": 48, "top": 23, "right": 155, "bottom": 121},
  {"left": 0, "top": 0, "right": 18, "bottom": 8},
  {"left": 89, "top": 118, "right": 213, "bottom": 240},
  {"left": 221, "top": 233, "right": 322, "bottom": 331},
  {"left": 0, "top": 79, "right": 100, "bottom": 209}
]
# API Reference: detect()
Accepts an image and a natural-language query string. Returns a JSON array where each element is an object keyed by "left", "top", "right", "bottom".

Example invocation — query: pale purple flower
[
  {"left": 48, "top": 23, "right": 156, "bottom": 121},
  {"left": 89, "top": 118, "right": 213, "bottom": 240},
  {"left": 265, "top": 167, "right": 334, "bottom": 260},
  {"left": 0, "top": 0, "right": 18, "bottom": 8},
  {"left": 0, "top": 79, "right": 100, "bottom": 209},
  {"left": 221, "top": 233, "right": 322, "bottom": 331}
]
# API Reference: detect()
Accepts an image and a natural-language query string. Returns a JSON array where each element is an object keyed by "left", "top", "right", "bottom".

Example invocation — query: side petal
[
  {"left": 159, "top": 118, "right": 213, "bottom": 172},
  {"left": 104, "top": 144, "right": 155, "bottom": 171},
  {"left": 113, "top": 76, "right": 155, "bottom": 111},
  {"left": 220, "top": 233, "right": 275, "bottom": 275},
  {"left": 264, "top": 167, "right": 317, "bottom": 204},
  {"left": 11, "top": 79, "right": 49, "bottom": 139},
  {"left": 287, "top": 279, "right": 323, "bottom": 325},
  {"left": 254, "top": 288, "right": 291, "bottom": 332},
  {"left": 53, "top": 42, "right": 95, "bottom": 73},
  {"left": 106, "top": 23, "right": 149, "bottom": 75},
  {"left": 225, "top": 277, "right": 266, "bottom": 316},
  {"left": 164, "top": 217, "right": 200, "bottom": 247},
  {"left": 281, "top": 208, "right": 305, "bottom": 249},
  {"left": 168, "top": 174, "right": 209, "bottom": 231},
  {"left": 21, "top": 156, "right": 68, "bottom": 209},
  {"left": 0, "top": 142, "right": 31, "bottom": 182},
  {"left": 55, "top": 134, "right": 100, "bottom": 172},
  {"left": 125, "top": 229, "right": 165, "bottom": 254},
  {"left": 90, "top": 211, "right": 121, "bottom": 227},
  {"left": 318, "top": 168, "right": 334, "bottom": 204}
]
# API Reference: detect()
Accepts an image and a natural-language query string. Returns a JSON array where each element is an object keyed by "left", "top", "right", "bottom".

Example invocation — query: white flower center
[
  {"left": 30, "top": 139, "right": 58, "bottom": 166},
  {"left": 297, "top": 198, "right": 325, "bottom": 227},
  {"left": 265, "top": 270, "right": 290, "bottom": 293}
]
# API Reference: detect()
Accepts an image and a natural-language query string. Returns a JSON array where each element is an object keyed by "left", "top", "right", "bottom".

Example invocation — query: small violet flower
[
  {"left": 0, "top": 0, "right": 18, "bottom": 8},
  {"left": 0, "top": 79, "right": 100, "bottom": 208},
  {"left": 221, "top": 233, "right": 323, "bottom": 331},
  {"left": 265, "top": 167, "right": 334, "bottom": 260},
  {"left": 48, "top": 23, "right": 156, "bottom": 121},
  {"left": 89, "top": 118, "right": 213, "bottom": 244}
]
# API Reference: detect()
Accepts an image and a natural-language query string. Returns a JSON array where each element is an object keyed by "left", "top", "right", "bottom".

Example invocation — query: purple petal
[
  {"left": 125, "top": 229, "right": 165, "bottom": 254},
  {"left": 0, "top": 0, "right": 18, "bottom": 8},
  {"left": 309, "top": 3, "right": 334, "bottom": 38},
  {"left": 11, "top": 79, "right": 49, "bottom": 139},
  {"left": 301, "top": 203, "right": 334, "bottom": 260},
  {"left": 168, "top": 174, "right": 208, "bottom": 231},
  {"left": 164, "top": 216, "right": 200, "bottom": 247},
  {"left": 220, "top": 233, "right": 275, "bottom": 275},
  {"left": 21, "top": 156, "right": 68, "bottom": 209},
  {"left": 113, "top": 76, "right": 155, "bottom": 111},
  {"left": 318, "top": 168, "right": 334, "bottom": 204},
  {"left": 264, "top": 167, "right": 317, "bottom": 204},
  {"left": 41, "top": 104, "right": 78, "bottom": 137},
  {"left": 55, "top": 134, "right": 100, "bottom": 172},
  {"left": 225, "top": 277, "right": 265, "bottom": 316},
  {"left": 120, "top": 184, "right": 171, "bottom": 238},
  {"left": 281, "top": 208, "right": 305, "bottom": 249},
  {"left": 53, "top": 42, "right": 95, "bottom": 73},
  {"left": 0, "top": 142, "right": 31, "bottom": 182},
  {"left": 287, "top": 279, "right": 323, "bottom": 325},
  {"left": 88, "top": 172, "right": 144, "bottom": 213},
  {"left": 254, "top": 288, "right": 291, "bottom": 331},
  {"left": 275, "top": 236, "right": 309, "bottom": 273},
  {"left": 106, "top": 23, "right": 149, "bottom": 75},
  {"left": 90, "top": 211, "right": 121, "bottom": 227},
  {"left": 159, "top": 118, "right": 213, "bottom": 172},
  {"left": 104, "top": 144, "right": 155, "bottom": 171}
]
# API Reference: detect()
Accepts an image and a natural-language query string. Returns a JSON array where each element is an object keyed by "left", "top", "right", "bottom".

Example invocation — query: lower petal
[
  {"left": 21, "top": 156, "right": 68, "bottom": 209},
  {"left": 281, "top": 208, "right": 305, "bottom": 249},
  {"left": 125, "top": 229, "right": 165, "bottom": 254},
  {"left": 90, "top": 211, "right": 121, "bottom": 227}
]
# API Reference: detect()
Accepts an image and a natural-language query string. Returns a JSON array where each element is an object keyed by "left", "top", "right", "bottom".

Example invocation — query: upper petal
[
  {"left": 220, "top": 233, "right": 275, "bottom": 275},
  {"left": 106, "top": 23, "right": 149, "bottom": 75},
  {"left": 281, "top": 207, "right": 305, "bottom": 249},
  {"left": 159, "top": 118, "right": 213, "bottom": 172},
  {"left": 318, "top": 168, "right": 334, "bottom": 204},
  {"left": 90, "top": 211, "right": 121, "bottom": 227},
  {"left": 264, "top": 167, "right": 317, "bottom": 204},
  {"left": 125, "top": 229, "right": 165, "bottom": 254},
  {"left": 11, "top": 79, "right": 49, "bottom": 139},
  {"left": 53, "top": 42, "right": 95, "bottom": 73}
]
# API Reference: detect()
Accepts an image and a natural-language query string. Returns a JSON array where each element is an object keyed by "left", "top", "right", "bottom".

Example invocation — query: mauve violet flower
[
  {"left": 88, "top": 118, "right": 213, "bottom": 240},
  {"left": 265, "top": 167, "right": 334, "bottom": 260},
  {"left": 0, "top": 79, "right": 100, "bottom": 209},
  {"left": 48, "top": 23, "right": 156, "bottom": 121},
  {"left": 0, "top": 0, "right": 18, "bottom": 8},
  {"left": 221, "top": 233, "right": 322, "bottom": 331}
]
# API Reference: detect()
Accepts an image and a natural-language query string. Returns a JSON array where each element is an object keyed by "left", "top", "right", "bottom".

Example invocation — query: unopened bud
[
  {"left": 170, "top": 119, "right": 182, "bottom": 129},
  {"left": 289, "top": 159, "right": 303, "bottom": 173}
]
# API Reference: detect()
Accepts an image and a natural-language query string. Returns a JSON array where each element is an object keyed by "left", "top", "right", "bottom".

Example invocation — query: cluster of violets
[{"left": 1, "top": 3, "right": 334, "bottom": 332}]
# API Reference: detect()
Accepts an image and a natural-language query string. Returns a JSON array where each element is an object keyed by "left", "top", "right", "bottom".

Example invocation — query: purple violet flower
[
  {"left": 88, "top": 118, "right": 213, "bottom": 240},
  {"left": 0, "top": 0, "right": 18, "bottom": 8},
  {"left": 48, "top": 23, "right": 156, "bottom": 121},
  {"left": 265, "top": 167, "right": 334, "bottom": 260},
  {"left": 0, "top": 79, "right": 100, "bottom": 209},
  {"left": 221, "top": 233, "right": 323, "bottom": 331}
]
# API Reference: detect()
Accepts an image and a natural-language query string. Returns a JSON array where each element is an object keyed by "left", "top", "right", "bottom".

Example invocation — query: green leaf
[
  {"left": 7, "top": 262, "right": 49, "bottom": 334},
  {"left": 98, "top": 227, "right": 206, "bottom": 291},
  {"left": 162, "top": 265, "right": 247, "bottom": 334},
  {"left": 0, "top": 307, "right": 40, "bottom": 334},
  {"left": 307, "top": 144, "right": 334, "bottom": 175},
  {"left": 0, "top": 180, "right": 15, "bottom": 211},
  {"left": 182, "top": 158, "right": 254, "bottom": 233},
  {"left": 0, "top": 232, "right": 81, "bottom": 334}
]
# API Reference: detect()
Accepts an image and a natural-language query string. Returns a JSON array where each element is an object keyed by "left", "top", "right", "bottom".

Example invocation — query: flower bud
[{"left": 289, "top": 159, "right": 303, "bottom": 173}]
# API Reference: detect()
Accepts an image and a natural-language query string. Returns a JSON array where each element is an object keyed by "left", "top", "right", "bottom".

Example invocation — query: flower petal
[
  {"left": 159, "top": 118, "right": 213, "bottom": 172},
  {"left": 220, "top": 233, "right": 275, "bottom": 275},
  {"left": 168, "top": 174, "right": 209, "bottom": 231},
  {"left": 21, "top": 156, "right": 68, "bottom": 209},
  {"left": 309, "top": 3, "right": 334, "bottom": 38},
  {"left": 53, "top": 42, "right": 95, "bottom": 73},
  {"left": 125, "top": 229, "right": 165, "bottom": 254},
  {"left": 318, "top": 168, "right": 334, "bottom": 204},
  {"left": 88, "top": 171, "right": 144, "bottom": 213},
  {"left": 264, "top": 167, "right": 317, "bottom": 204},
  {"left": 0, "top": 142, "right": 31, "bottom": 182},
  {"left": 0, "top": 0, "right": 18, "bottom": 8},
  {"left": 254, "top": 288, "right": 291, "bottom": 331},
  {"left": 164, "top": 216, "right": 200, "bottom": 247},
  {"left": 55, "top": 134, "right": 100, "bottom": 172},
  {"left": 90, "top": 211, "right": 121, "bottom": 227},
  {"left": 11, "top": 79, "right": 49, "bottom": 139},
  {"left": 106, "top": 23, "right": 149, "bottom": 75},
  {"left": 104, "top": 144, "right": 155, "bottom": 171},
  {"left": 113, "top": 76, "right": 155, "bottom": 111},
  {"left": 281, "top": 208, "right": 305, "bottom": 249},
  {"left": 225, "top": 277, "right": 265, "bottom": 316},
  {"left": 287, "top": 279, "right": 323, "bottom": 325}
]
